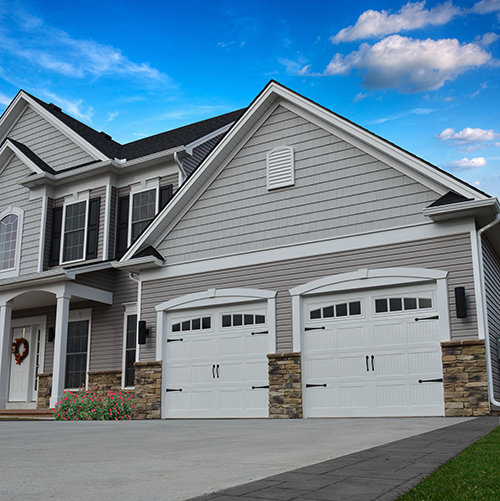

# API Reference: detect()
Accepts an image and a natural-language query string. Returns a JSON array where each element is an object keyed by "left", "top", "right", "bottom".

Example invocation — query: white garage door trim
[
  {"left": 156, "top": 288, "right": 277, "bottom": 419},
  {"left": 290, "top": 268, "right": 450, "bottom": 352}
]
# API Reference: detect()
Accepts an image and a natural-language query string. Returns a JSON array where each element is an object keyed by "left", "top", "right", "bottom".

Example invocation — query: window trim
[
  {"left": 60, "top": 194, "right": 89, "bottom": 265},
  {"left": 122, "top": 303, "right": 137, "bottom": 389},
  {"left": 0, "top": 206, "right": 23, "bottom": 279},
  {"left": 65, "top": 308, "right": 92, "bottom": 391}
]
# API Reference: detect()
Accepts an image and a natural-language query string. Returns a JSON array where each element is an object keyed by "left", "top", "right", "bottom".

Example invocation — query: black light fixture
[
  {"left": 138, "top": 320, "right": 149, "bottom": 345},
  {"left": 455, "top": 287, "right": 467, "bottom": 318},
  {"left": 48, "top": 327, "right": 55, "bottom": 342}
]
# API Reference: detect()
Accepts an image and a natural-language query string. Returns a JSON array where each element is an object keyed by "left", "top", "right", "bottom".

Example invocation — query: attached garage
[
  {"left": 292, "top": 268, "right": 450, "bottom": 418},
  {"left": 156, "top": 289, "right": 276, "bottom": 419}
]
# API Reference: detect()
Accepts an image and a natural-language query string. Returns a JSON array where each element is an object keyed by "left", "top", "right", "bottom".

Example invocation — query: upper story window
[
  {"left": 63, "top": 201, "right": 87, "bottom": 262},
  {"left": 115, "top": 183, "right": 173, "bottom": 259},
  {"left": 49, "top": 196, "right": 100, "bottom": 266},
  {"left": 131, "top": 189, "right": 156, "bottom": 242},
  {"left": 0, "top": 207, "right": 23, "bottom": 278}
]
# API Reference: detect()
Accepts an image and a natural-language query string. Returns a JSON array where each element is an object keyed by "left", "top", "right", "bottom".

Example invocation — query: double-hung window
[
  {"left": 131, "top": 189, "right": 156, "bottom": 242},
  {"left": 63, "top": 201, "right": 87, "bottom": 262},
  {"left": 123, "top": 303, "right": 137, "bottom": 388}
]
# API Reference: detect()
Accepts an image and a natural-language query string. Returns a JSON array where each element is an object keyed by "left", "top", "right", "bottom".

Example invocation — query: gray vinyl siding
[
  {"left": 183, "top": 133, "right": 224, "bottom": 176},
  {"left": 43, "top": 198, "right": 54, "bottom": 271},
  {"left": 160, "top": 173, "right": 179, "bottom": 192},
  {"left": 159, "top": 106, "right": 441, "bottom": 264},
  {"left": 8, "top": 106, "right": 95, "bottom": 171},
  {"left": 91, "top": 186, "right": 106, "bottom": 260},
  {"left": 0, "top": 156, "right": 43, "bottom": 275},
  {"left": 482, "top": 237, "right": 500, "bottom": 400},
  {"left": 142, "top": 232, "right": 478, "bottom": 356}
]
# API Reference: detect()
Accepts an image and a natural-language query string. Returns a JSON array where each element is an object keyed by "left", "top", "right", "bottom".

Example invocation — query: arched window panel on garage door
[
  {"left": 221, "top": 313, "right": 266, "bottom": 328},
  {"left": 172, "top": 316, "right": 212, "bottom": 332},
  {"left": 374, "top": 296, "right": 434, "bottom": 314},
  {"left": 309, "top": 300, "right": 363, "bottom": 321}
]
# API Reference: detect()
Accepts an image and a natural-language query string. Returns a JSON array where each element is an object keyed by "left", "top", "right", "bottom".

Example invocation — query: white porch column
[
  {"left": 50, "top": 294, "right": 71, "bottom": 408},
  {"left": 0, "top": 301, "right": 13, "bottom": 409}
]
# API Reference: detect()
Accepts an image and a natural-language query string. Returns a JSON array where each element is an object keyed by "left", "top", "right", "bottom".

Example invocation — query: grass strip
[{"left": 398, "top": 426, "right": 500, "bottom": 500}]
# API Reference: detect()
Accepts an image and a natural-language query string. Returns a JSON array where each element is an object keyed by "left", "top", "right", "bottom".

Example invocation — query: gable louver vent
[{"left": 266, "top": 146, "right": 294, "bottom": 190}]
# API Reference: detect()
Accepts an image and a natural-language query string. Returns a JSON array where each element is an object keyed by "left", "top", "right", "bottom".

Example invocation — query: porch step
[{"left": 0, "top": 409, "right": 54, "bottom": 420}]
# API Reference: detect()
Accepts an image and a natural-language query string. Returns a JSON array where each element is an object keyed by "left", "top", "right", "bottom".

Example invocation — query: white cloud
[
  {"left": 472, "top": 0, "right": 500, "bottom": 14},
  {"left": 0, "top": 10, "right": 170, "bottom": 84},
  {"left": 437, "top": 127, "right": 500, "bottom": 142},
  {"left": 449, "top": 157, "right": 487, "bottom": 169},
  {"left": 325, "top": 35, "right": 493, "bottom": 93},
  {"left": 331, "top": 1, "right": 462, "bottom": 44},
  {"left": 353, "top": 92, "right": 370, "bottom": 102},
  {"left": 474, "top": 180, "right": 481, "bottom": 186},
  {"left": 42, "top": 91, "right": 95, "bottom": 123},
  {"left": 108, "top": 112, "right": 119, "bottom": 122}
]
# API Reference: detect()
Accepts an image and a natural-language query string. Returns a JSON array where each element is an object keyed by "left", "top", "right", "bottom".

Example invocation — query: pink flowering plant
[{"left": 53, "top": 387, "right": 135, "bottom": 421}]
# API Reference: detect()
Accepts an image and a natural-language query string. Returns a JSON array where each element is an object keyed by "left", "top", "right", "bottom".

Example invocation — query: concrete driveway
[{"left": 0, "top": 417, "right": 471, "bottom": 501}]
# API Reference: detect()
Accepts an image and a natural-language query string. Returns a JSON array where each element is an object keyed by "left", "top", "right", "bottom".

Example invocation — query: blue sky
[{"left": 1, "top": 0, "right": 499, "bottom": 196}]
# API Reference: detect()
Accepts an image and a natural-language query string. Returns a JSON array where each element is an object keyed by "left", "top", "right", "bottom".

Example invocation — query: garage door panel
[
  {"left": 165, "top": 302, "right": 269, "bottom": 418},
  {"left": 304, "top": 283, "right": 444, "bottom": 418}
]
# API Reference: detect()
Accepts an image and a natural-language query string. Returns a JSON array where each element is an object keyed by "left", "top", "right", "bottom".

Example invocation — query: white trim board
[{"left": 141, "top": 218, "right": 475, "bottom": 282}]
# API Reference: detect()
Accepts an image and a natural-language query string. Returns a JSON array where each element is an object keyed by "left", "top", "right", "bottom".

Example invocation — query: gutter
[{"left": 477, "top": 213, "right": 500, "bottom": 408}]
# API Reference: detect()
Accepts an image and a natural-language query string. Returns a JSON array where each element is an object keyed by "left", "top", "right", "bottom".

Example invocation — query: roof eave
[{"left": 423, "top": 198, "right": 499, "bottom": 222}]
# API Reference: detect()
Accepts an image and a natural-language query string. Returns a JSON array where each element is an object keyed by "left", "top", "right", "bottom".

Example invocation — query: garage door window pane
[
  {"left": 419, "top": 298, "right": 432, "bottom": 308},
  {"left": 310, "top": 309, "right": 321, "bottom": 319},
  {"left": 233, "top": 314, "right": 243, "bottom": 326},
  {"left": 244, "top": 314, "right": 254, "bottom": 325},
  {"left": 375, "top": 299, "right": 388, "bottom": 313},
  {"left": 192, "top": 318, "right": 201, "bottom": 330},
  {"left": 202, "top": 317, "right": 211, "bottom": 329},
  {"left": 255, "top": 315, "right": 265, "bottom": 324},
  {"left": 182, "top": 320, "right": 191, "bottom": 331},
  {"left": 323, "top": 306, "right": 334, "bottom": 318},
  {"left": 222, "top": 315, "right": 231, "bottom": 327},
  {"left": 336, "top": 303, "right": 348, "bottom": 317},
  {"left": 349, "top": 301, "right": 361, "bottom": 315},
  {"left": 404, "top": 298, "right": 417, "bottom": 310},
  {"left": 389, "top": 298, "right": 403, "bottom": 311},
  {"left": 172, "top": 323, "right": 180, "bottom": 332}
]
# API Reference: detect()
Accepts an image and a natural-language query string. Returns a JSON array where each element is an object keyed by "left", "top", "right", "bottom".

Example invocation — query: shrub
[{"left": 53, "top": 387, "right": 135, "bottom": 421}]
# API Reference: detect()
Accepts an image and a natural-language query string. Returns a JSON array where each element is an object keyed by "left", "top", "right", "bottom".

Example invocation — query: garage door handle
[
  {"left": 371, "top": 355, "right": 375, "bottom": 371},
  {"left": 166, "top": 388, "right": 183, "bottom": 392},
  {"left": 167, "top": 338, "right": 184, "bottom": 342},
  {"left": 414, "top": 316, "right": 439, "bottom": 321},
  {"left": 212, "top": 365, "right": 216, "bottom": 378},
  {"left": 418, "top": 378, "right": 443, "bottom": 383},
  {"left": 306, "top": 383, "right": 327, "bottom": 388},
  {"left": 216, "top": 364, "right": 220, "bottom": 378},
  {"left": 252, "top": 385, "right": 269, "bottom": 389},
  {"left": 366, "top": 355, "right": 369, "bottom": 371},
  {"left": 305, "top": 326, "right": 325, "bottom": 331},
  {"left": 251, "top": 331, "right": 268, "bottom": 335}
]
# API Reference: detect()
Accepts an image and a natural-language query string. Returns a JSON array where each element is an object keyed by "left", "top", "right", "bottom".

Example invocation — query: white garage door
[
  {"left": 303, "top": 284, "right": 444, "bottom": 417},
  {"left": 165, "top": 303, "right": 269, "bottom": 418}
]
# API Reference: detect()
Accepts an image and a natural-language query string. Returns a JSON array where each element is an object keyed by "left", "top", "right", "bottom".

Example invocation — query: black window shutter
[
  {"left": 116, "top": 195, "right": 130, "bottom": 259},
  {"left": 160, "top": 184, "right": 173, "bottom": 211},
  {"left": 86, "top": 197, "right": 100, "bottom": 260},
  {"left": 49, "top": 207, "right": 63, "bottom": 266}
]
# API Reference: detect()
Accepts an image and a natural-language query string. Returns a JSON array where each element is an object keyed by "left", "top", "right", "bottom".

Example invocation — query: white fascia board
[
  {"left": 112, "top": 255, "right": 164, "bottom": 272},
  {"left": 18, "top": 93, "right": 108, "bottom": 162},
  {"left": 423, "top": 198, "right": 499, "bottom": 221},
  {"left": 0, "top": 269, "right": 67, "bottom": 292},
  {"left": 140, "top": 218, "right": 475, "bottom": 282},
  {"left": 184, "top": 123, "right": 234, "bottom": 155},
  {"left": 280, "top": 97, "right": 485, "bottom": 201},
  {"left": 0, "top": 140, "right": 48, "bottom": 176}
]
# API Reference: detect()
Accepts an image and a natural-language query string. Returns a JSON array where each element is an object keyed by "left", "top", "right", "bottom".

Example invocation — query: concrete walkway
[
  {"left": 190, "top": 417, "right": 499, "bottom": 501},
  {"left": 0, "top": 417, "right": 495, "bottom": 500}
]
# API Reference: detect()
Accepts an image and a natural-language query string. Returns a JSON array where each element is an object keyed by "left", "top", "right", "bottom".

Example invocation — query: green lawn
[{"left": 398, "top": 426, "right": 500, "bottom": 500}]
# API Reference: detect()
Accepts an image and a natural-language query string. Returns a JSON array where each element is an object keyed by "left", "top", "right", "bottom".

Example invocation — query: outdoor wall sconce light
[
  {"left": 48, "top": 327, "right": 55, "bottom": 342},
  {"left": 138, "top": 320, "right": 149, "bottom": 345},
  {"left": 455, "top": 287, "right": 467, "bottom": 318}
]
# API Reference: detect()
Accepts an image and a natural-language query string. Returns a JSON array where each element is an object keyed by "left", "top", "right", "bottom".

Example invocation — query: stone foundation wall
[
  {"left": 37, "top": 372, "right": 52, "bottom": 409},
  {"left": 134, "top": 361, "right": 162, "bottom": 419},
  {"left": 268, "top": 352, "right": 302, "bottom": 419},
  {"left": 441, "top": 339, "right": 489, "bottom": 416},
  {"left": 88, "top": 370, "right": 122, "bottom": 395}
]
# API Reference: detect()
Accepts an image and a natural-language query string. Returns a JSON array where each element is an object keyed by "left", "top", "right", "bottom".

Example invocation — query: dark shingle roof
[
  {"left": 7, "top": 138, "right": 56, "bottom": 175},
  {"left": 122, "top": 109, "right": 246, "bottom": 160},
  {"left": 24, "top": 90, "right": 246, "bottom": 162}
]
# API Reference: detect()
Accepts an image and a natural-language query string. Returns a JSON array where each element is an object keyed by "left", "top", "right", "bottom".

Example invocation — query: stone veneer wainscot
[
  {"left": 268, "top": 352, "right": 302, "bottom": 418},
  {"left": 134, "top": 361, "right": 162, "bottom": 419}
]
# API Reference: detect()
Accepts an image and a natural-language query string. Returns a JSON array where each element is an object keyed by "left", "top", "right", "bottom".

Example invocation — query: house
[{"left": 1, "top": 81, "right": 499, "bottom": 419}]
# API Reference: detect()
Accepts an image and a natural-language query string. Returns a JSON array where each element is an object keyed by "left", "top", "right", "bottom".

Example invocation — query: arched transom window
[{"left": 0, "top": 213, "right": 19, "bottom": 271}]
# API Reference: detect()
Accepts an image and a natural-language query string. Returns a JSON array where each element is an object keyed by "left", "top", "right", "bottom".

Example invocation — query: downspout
[
  {"left": 128, "top": 272, "right": 141, "bottom": 362},
  {"left": 174, "top": 151, "right": 188, "bottom": 184},
  {"left": 477, "top": 213, "right": 500, "bottom": 408}
]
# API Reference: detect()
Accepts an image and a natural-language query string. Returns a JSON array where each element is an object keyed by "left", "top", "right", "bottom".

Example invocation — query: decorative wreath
[{"left": 11, "top": 338, "right": 29, "bottom": 365}]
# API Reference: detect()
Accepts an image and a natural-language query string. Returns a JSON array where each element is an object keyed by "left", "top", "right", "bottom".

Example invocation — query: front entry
[
  {"left": 164, "top": 303, "right": 269, "bottom": 418},
  {"left": 9, "top": 317, "right": 45, "bottom": 404}
]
